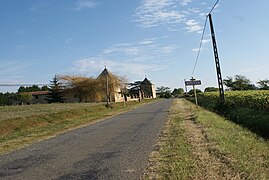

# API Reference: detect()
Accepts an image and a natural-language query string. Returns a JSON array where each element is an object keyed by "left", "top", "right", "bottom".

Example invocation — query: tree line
[{"left": 156, "top": 74, "right": 269, "bottom": 99}]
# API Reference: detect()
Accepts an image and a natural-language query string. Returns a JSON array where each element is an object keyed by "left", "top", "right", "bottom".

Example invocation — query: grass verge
[
  {"left": 144, "top": 99, "right": 269, "bottom": 179},
  {"left": 143, "top": 99, "right": 195, "bottom": 179},
  {"left": 0, "top": 99, "right": 156, "bottom": 155}
]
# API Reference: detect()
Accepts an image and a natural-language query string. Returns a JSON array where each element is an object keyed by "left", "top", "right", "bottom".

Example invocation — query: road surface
[{"left": 0, "top": 99, "right": 172, "bottom": 180}]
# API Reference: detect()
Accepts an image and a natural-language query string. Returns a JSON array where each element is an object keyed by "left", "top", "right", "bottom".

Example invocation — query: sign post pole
[
  {"left": 191, "top": 77, "right": 198, "bottom": 106},
  {"left": 185, "top": 77, "right": 201, "bottom": 107}
]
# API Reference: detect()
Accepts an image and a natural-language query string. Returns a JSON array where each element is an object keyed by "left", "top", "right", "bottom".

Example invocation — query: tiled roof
[{"left": 30, "top": 91, "right": 49, "bottom": 96}]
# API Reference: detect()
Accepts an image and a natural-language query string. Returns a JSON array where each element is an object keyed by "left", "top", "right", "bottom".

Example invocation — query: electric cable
[{"left": 190, "top": 0, "right": 220, "bottom": 78}]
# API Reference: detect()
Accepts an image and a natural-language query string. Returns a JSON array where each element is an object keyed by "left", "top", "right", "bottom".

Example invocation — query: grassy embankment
[
  {"left": 144, "top": 99, "right": 269, "bottom": 179},
  {"left": 195, "top": 91, "right": 269, "bottom": 138},
  {"left": 0, "top": 100, "right": 156, "bottom": 154}
]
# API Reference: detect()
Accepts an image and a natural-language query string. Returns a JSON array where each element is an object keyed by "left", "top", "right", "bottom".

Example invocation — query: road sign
[{"left": 185, "top": 80, "right": 201, "bottom": 86}]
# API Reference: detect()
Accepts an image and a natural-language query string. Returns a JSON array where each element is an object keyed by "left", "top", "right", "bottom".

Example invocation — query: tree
[
  {"left": 257, "top": 79, "right": 269, "bottom": 90},
  {"left": 204, "top": 87, "right": 219, "bottom": 92},
  {"left": 0, "top": 93, "right": 10, "bottom": 105},
  {"left": 17, "top": 85, "right": 48, "bottom": 93},
  {"left": 156, "top": 86, "right": 171, "bottom": 98},
  {"left": 46, "top": 75, "right": 65, "bottom": 103},
  {"left": 171, "top": 88, "right": 184, "bottom": 97},
  {"left": 61, "top": 76, "right": 99, "bottom": 102},
  {"left": 16, "top": 92, "right": 32, "bottom": 104},
  {"left": 128, "top": 81, "right": 143, "bottom": 101},
  {"left": 223, "top": 75, "right": 256, "bottom": 90},
  {"left": 188, "top": 89, "right": 202, "bottom": 95}
]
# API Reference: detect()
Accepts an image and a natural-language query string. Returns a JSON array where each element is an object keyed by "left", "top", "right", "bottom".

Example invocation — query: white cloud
[
  {"left": 69, "top": 38, "right": 179, "bottom": 79},
  {"left": 134, "top": 0, "right": 185, "bottom": 28},
  {"left": 134, "top": 0, "right": 209, "bottom": 34},
  {"left": 180, "top": 0, "right": 192, "bottom": 6},
  {"left": 73, "top": 58, "right": 163, "bottom": 78},
  {"left": 202, "top": 39, "right": 211, "bottom": 44},
  {"left": 192, "top": 47, "right": 207, "bottom": 52},
  {"left": 185, "top": 19, "right": 203, "bottom": 33},
  {"left": 75, "top": 1, "right": 97, "bottom": 11}
]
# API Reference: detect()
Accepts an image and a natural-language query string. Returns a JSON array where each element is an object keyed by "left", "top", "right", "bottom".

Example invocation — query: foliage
[
  {"left": 61, "top": 76, "right": 100, "bottom": 102},
  {"left": 18, "top": 85, "right": 48, "bottom": 93},
  {"left": 156, "top": 86, "right": 171, "bottom": 98},
  {"left": 0, "top": 93, "right": 11, "bottom": 105},
  {"left": 257, "top": 79, "right": 269, "bottom": 90},
  {"left": 223, "top": 75, "right": 257, "bottom": 90},
  {"left": 45, "top": 75, "right": 65, "bottom": 103},
  {"left": 193, "top": 90, "right": 269, "bottom": 138},
  {"left": 204, "top": 87, "right": 218, "bottom": 92},
  {"left": 188, "top": 88, "right": 202, "bottom": 95},
  {"left": 15, "top": 93, "right": 32, "bottom": 104},
  {"left": 199, "top": 90, "right": 269, "bottom": 111},
  {"left": 61, "top": 71, "right": 124, "bottom": 103},
  {"left": 0, "top": 92, "right": 33, "bottom": 106},
  {"left": 128, "top": 81, "right": 142, "bottom": 97},
  {"left": 171, "top": 88, "right": 184, "bottom": 97}
]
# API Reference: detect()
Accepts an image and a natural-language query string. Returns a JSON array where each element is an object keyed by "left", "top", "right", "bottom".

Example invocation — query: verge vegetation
[
  {"left": 0, "top": 99, "right": 156, "bottom": 154},
  {"left": 144, "top": 99, "right": 269, "bottom": 179},
  {"left": 194, "top": 90, "right": 269, "bottom": 138}
]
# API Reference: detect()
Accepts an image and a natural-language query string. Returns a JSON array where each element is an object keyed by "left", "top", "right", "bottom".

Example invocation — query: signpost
[{"left": 185, "top": 77, "right": 201, "bottom": 106}]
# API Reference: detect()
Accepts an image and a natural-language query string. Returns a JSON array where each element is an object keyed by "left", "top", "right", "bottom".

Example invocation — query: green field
[
  {"left": 199, "top": 90, "right": 269, "bottom": 111},
  {"left": 0, "top": 100, "right": 156, "bottom": 154}
]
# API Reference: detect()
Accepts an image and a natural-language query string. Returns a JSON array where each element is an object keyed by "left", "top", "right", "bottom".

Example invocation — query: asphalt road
[{"left": 0, "top": 99, "right": 172, "bottom": 180}]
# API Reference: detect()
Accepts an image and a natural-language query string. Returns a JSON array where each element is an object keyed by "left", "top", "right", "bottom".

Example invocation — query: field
[
  {"left": 193, "top": 90, "right": 269, "bottom": 138},
  {"left": 0, "top": 100, "right": 156, "bottom": 154},
  {"left": 199, "top": 90, "right": 269, "bottom": 111},
  {"left": 144, "top": 99, "right": 269, "bottom": 179}
]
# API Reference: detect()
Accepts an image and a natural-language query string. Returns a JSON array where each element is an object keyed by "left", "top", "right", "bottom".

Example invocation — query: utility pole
[
  {"left": 106, "top": 72, "right": 109, "bottom": 107},
  {"left": 184, "top": 79, "right": 188, "bottom": 93},
  {"left": 208, "top": 13, "right": 225, "bottom": 103}
]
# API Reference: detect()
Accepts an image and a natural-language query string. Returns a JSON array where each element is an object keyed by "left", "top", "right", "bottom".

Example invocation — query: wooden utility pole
[
  {"left": 106, "top": 72, "right": 109, "bottom": 107},
  {"left": 208, "top": 13, "right": 225, "bottom": 103}
]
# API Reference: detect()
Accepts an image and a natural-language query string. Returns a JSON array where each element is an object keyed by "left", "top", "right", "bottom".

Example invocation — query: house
[
  {"left": 140, "top": 77, "right": 157, "bottom": 99},
  {"left": 97, "top": 68, "right": 125, "bottom": 102},
  {"left": 30, "top": 91, "right": 49, "bottom": 104}
]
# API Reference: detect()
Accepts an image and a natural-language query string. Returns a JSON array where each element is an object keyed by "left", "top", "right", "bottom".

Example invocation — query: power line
[
  {"left": 208, "top": 0, "right": 220, "bottom": 15},
  {"left": 0, "top": 83, "right": 49, "bottom": 87},
  {"left": 190, "top": 0, "right": 220, "bottom": 78},
  {"left": 190, "top": 17, "right": 208, "bottom": 78}
]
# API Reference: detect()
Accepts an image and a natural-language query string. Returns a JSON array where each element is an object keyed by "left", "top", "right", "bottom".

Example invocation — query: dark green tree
[
  {"left": 204, "top": 87, "right": 219, "bottom": 92},
  {"left": 257, "top": 79, "right": 269, "bottom": 90},
  {"left": 18, "top": 85, "right": 44, "bottom": 93},
  {"left": 171, "top": 88, "right": 184, "bottom": 97},
  {"left": 45, "top": 75, "right": 65, "bottom": 103},
  {"left": 156, "top": 86, "right": 171, "bottom": 98},
  {"left": 188, "top": 89, "right": 202, "bottom": 95},
  {"left": 223, "top": 75, "right": 257, "bottom": 90}
]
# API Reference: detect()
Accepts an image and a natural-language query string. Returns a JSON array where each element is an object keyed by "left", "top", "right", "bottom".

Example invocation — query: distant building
[
  {"left": 23, "top": 68, "right": 156, "bottom": 104},
  {"left": 30, "top": 91, "right": 49, "bottom": 104},
  {"left": 140, "top": 78, "right": 157, "bottom": 99},
  {"left": 97, "top": 68, "right": 124, "bottom": 102}
]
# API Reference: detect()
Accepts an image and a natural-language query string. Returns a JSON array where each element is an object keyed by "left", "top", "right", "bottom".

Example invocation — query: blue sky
[{"left": 1, "top": 0, "right": 269, "bottom": 92}]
